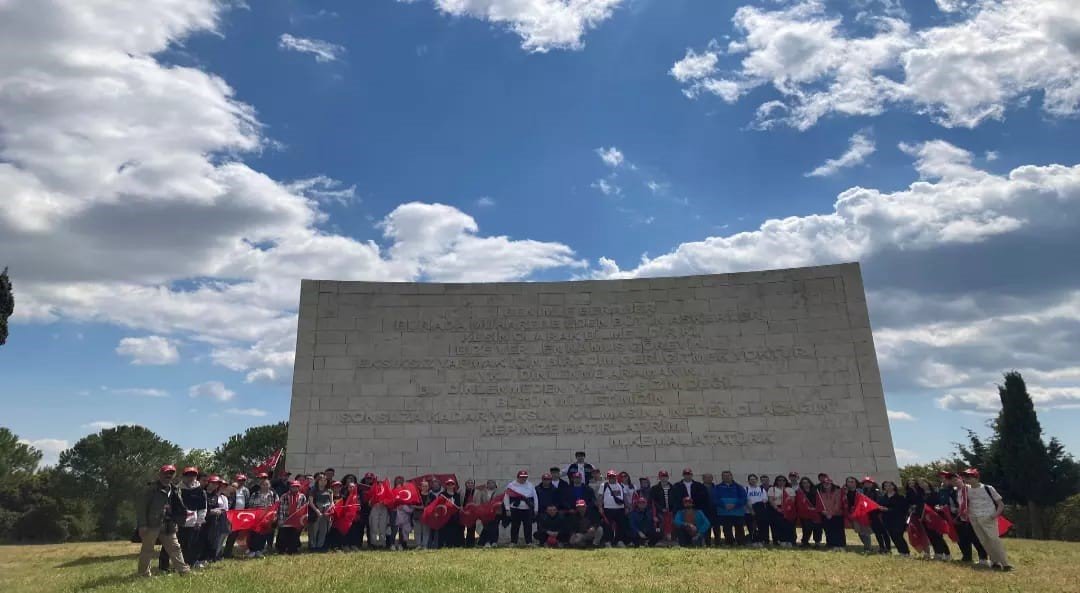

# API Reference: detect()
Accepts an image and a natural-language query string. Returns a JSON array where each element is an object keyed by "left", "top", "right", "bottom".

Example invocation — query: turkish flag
[
  {"left": 848, "top": 492, "right": 882, "bottom": 526},
  {"left": 226, "top": 508, "right": 267, "bottom": 532},
  {"left": 393, "top": 482, "right": 421, "bottom": 507},
  {"left": 923, "top": 504, "right": 957, "bottom": 542},
  {"left": 460, "top": 502, "right": 482, "bottom": 527},
  {"left": 997, "top": 515, "right": 1013, "bottom": 537},
  {"left": 781, "top": 491, "right": 797, "bottom": 522},
  {"left": 367, "top": 479, "right": 394, "bottom": 506},
  {"left": 332, "top": 487, "right": 361, "bottom": 535},
  {"left": 907, "top": 519, "right": 930, "bottom": 554},
  {"left": 421, "top": 495, "right": 459, "bottom": 530},
  {"left": 281, "top": 496, "right": 308, "bottom": 530},
  {"left": 255, "top": 502, "right": 279, "bottom": 535},
  {"left": 253, "top": 448, "right": 284, "bottom": 475}
]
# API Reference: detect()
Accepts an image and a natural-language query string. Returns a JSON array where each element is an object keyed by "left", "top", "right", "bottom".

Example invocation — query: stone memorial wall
[{"left": 287, "top": 263, "right": 898, "bottom": 483}]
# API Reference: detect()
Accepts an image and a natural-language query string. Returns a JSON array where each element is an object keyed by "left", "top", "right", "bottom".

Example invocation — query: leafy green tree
[
  {"left": 0, "top": 267, "right": 12, "bottom": 346},
  {"left": 0, "top": 468, "right": 93, "bottom": 543},
  {"left": 177, "top": 448, "right": 221, "bottom": 477},
  {"left": 0, "top": 427, "right": 42, "bottom": 480},
  {"left": 899, "top": 458, "right": 965, "bottom": 486},
  {"left": 58, "top": 425, "right": 181, "bottom": 538},
  {"left": 213, "top": 422, "right": 288, "bottom": 477}
]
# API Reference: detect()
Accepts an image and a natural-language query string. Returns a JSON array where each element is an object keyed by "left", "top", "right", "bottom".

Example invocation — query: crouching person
[
  {"left": 536, "top": 504, "right": 568, "bottom": 547},
  {"left": 628, "top": 497, "right": 660, "bottom": 547},
  {"left": 568, "top": 499, "right": 604, "bottom": 548},
  {"left": 674, "top": 497, "right": 711, "bottom": 547},
  {"left": 137, "top": 465, "right": 190, "bottom": 577}
]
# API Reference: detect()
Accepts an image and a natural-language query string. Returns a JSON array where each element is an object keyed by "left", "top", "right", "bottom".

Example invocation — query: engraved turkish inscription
[{"left": 288, "top": 263, "right": 899, "bottom": 484}]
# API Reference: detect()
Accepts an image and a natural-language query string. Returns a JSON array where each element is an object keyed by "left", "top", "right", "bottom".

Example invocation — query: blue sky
[{"left": 2, "top": 0, "right": 1079, "bottom": 467}]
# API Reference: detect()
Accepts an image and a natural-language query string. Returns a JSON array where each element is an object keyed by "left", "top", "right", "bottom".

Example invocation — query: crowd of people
[{"left": 135, "top": 450, "right": 1014, "bottom": 577}]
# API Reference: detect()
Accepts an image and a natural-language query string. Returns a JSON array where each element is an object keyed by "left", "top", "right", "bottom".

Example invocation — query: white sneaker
[
  {"left": 616, "top": 542, "right": 626, "bottom": 548},
  {"left": 604, "top": 542, "right": 612, "bottom": 548}
]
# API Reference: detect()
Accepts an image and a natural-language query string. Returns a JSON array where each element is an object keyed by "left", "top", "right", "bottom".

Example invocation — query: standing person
[
  {"left": 162, "top": 467, "right": 206, "bottom": 571},
  {"left": 548, "top": 467, "right": 571, "bottom": 510},
  {"left": 536, "top": 504, "right": 568, "bottom": 547},
  {"left": 566, "top": 451, "right": 595, "bottom": 483},
  {"left": 909, "top": 478, "right": 951, "bottom": 560},
  {"left": 795, "top": 477, "right": 823, "bottom": 548},
  {"left": 768, "top": 475, "right": 796, "bottom": 547},
  {"left": 416, "top": 479, "right": 434, "bottom": 550},
  {"left": 461, "top": 479, "right": 478, "bottom": 548},
  {"left": 568, "top": 499, "right": 604, "bottom": 548},
  {"left": 504, "top": 470, "right": 538, "bottom": 546},
  {"left": 944, "top": 472, "right": 989, "bottom": 566},
  {"left": 341, "top": 474, "right": 364, "bottom": 551},
  {"left": 393, "top": 480, "right": 414, "bottom": 551},
  {"left": 308, "top": 474, "right": 334, "bottom": 552},
  {"left": 325, "top": 481, "right": 344, "bottom": 551},
  {"left": 816, "top": 475, "right": 845, "bottom": 551},
  {"left": 650, "top": 470, "right": 677, "bottom": 545},
  {"left": 223, "top": 473, "right": 249, "bottom": 558},
  {"left": 745, "top": 474, "right": 769, "bottom": 547},
  {"left": 246, "top": 475, "right": 278, "bottom": 559},
  {"left": 961, "top": 469, "right": 1013, "bottom": 571},
  {"left": 267, "top": 470, "right": 290, "bottom": 553},
  {"left": 367, "top": 478, "right": 391, "bottom": 550},
  {"left": 672, "top": 468, "right": 709, "bottom": 511},
  {"left": 628, "top": 496, "right": 660, "bottom": 547},
  {"left": 136, "top": 465, "right": 189, "bottom": 577},
  {"left": 199, "top": 476, "right": 230, "bottom": 563},
  {"left": 535, "top": 474, "right": 560, "bottom": 518},
  {"left": 843, "top": 476, "right": 873, "bottom": 552},
  {"left": 277, "top": 481, "right": 307, "bottom": 555},
  {"left": 674, "top": 497, "right": 711, "bottom": 547},
  {"left": 713, "top": 470, "right": 748, "bottom": 546},
  {"left": 476, "top": 479, "right": 501, "bottom": 548},
  {"left": 880, "top": 481, "right": 911, "bottom": 557},
  {"left": 358, "top": 472, "right": 378, "bottom": 548},
  {"left": 862, "top": 477, "right": 891, "bottom": 554},
  {"left": 618, "top": 471, "right": 637, "bottom": 510},
  {"left": 599, "top": 469, "right": 630, "bottom": 547},
  {"left": 700, "top": 472, "right": 717, "bottom": 546},
  {"left": 439, "top": 479, "right": 464, "bottom": 548}
]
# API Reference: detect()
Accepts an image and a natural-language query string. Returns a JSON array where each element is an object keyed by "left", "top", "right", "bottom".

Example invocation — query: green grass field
[{"left": 2, "top": 538, "right": 1077, "bottom": 593}]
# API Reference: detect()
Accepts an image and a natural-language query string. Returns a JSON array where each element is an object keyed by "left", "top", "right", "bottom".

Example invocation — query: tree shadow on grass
[{"left": 56, "top": 552, "right": 138, "bottom": 568}]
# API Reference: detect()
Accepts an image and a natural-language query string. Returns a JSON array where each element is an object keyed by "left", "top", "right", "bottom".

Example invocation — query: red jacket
[
  {"left": 795, "top": 489, "right": 822, "bottom": 522},
  {"left": 817, "top": 486, "right": 844, "bottom": 518}
]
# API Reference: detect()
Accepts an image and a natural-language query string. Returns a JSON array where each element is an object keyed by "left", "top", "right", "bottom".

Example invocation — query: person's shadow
[
  {"left": 55, "top": 553, "right": 138, "bottom": 568},
  {"left": 74, "top": 574, "right": 142, "bottom": 591}
]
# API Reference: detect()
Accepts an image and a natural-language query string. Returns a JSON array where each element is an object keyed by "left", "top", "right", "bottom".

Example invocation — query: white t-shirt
[
  {"left": 601, "top": 482, "right": 630, "bottom": 509},
  {"left": 966, "top": 484, "right": 1001, "bottom": 518},
  {"left": 746, "top": 485, "right": 768, "bottom": 506}
]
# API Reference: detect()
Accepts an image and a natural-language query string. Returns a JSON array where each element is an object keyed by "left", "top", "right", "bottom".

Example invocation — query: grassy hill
[{"left": 2, "top": 538, "right": 1078, "bottom": 593}]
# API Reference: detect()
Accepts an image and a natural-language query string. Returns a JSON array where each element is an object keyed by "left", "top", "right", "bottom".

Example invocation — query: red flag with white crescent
[
  {"left": 849, "top": 492, "right": 882, "bottom": 526},
  {"left": 460, "top": 502, "right": 482, "bottom": 526},
  {"left": 253, "top": 448, "right": 284, "bottom": 475},
  {"left": 332, "top": 487, "right": 361, "bottom": 535},
  {"left": 393, "top": 482, "right": 421, "bottom": 506},
  {"left": 421, "top": 495, "right": 459, "bottom": 530},
  {"left": 255, "top": 501, "right": 279, "bottom": 535},
  {"left": 226, "top": 508, "right": 265, "bottom": 532}
]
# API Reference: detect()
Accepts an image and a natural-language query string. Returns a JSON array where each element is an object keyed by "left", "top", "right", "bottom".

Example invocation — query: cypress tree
[{"left": 0, "top": 267, "right": 12, "bottom": 346}]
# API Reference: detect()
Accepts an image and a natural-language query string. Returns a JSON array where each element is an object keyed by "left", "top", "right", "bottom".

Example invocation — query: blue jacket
[
  {"left": 712, "top": 481, "right": 748, "bottom": 517},
  {"left": 674, "top": 509, "right": 711, "bottom": 536},
  {"left": 628, "top": 507, "right": 656, "bottom": 534}
]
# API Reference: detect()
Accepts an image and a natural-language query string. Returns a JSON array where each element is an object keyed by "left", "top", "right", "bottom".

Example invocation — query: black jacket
[
  {"left": 650, "top": 483, "right": 677, "bottom": 512},
  {"left": 570, "top": 512, "right": 599, "bottom": 533},
  {"left": 536, "top": 483, "right": 562, "bottom": 512},
  {"left": 671, "top": 480, "right": 709, "bottom": 511},
  {"left": 537, "top": 512, "right": 567, "bottom": 535}
]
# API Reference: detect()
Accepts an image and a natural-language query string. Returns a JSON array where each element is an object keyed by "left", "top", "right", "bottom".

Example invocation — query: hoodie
[
  {"left": 178, "top": 480, "right": 208, "bottom": 528},
  {"left": 712, "top": 481, "right": 748, "bottom": 517}
]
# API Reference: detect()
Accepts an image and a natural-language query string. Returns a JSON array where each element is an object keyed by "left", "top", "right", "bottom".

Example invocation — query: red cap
[
  {"left": 160, "top": 464, "right": 177, "bottom": 474},
  {"left": 575, "top": 499, "right": 587, "bottom": 507},
  {"left": 332, "top": 481, "right": 343, "bottom": 487},
  {"left": 289, "top": 480, "right": 301, "bottom": 488},
  {"left": 861, "top": 476, "right": 875, "bottom": 484},
  {"left": 961, "top": 468, "right": 980, "bottom": 478},
  {"left": 257, "top": 472, "right": 270, "bottom": 479},
  {"left": 182, "top": 466, "right": 198, "bottom": 475},
  {"left": 682, "top": 468, "right": 693, "bottom": 475},
  {"left": 207, "top": 475, "right": 222, "bottom": 484},
  {"left": 682, "top": 496, "right": 693, "bottom": 505},
  {"left": 542, "top": 473, "right": 552, "bottom": 480},
  {"left": 658, "top": 470, "right": 669, "bottom": 478},
  {"left": 364, "top": 472, "right": 376, "bottom": 480},
  {"left": 445, "top": 479, "right": 457, "bottom": 487},
  {"left": 938, "top": 470, "right": 958, "bottom": 478},
  {"left": 606, "top": 469, "right": 618, "bottom": 478},
  {"left": 517, "top": 470, "right": 529, "bottom": 478},
  {"left": 235, "top": 473, "right": 247, "bottom": 481}
]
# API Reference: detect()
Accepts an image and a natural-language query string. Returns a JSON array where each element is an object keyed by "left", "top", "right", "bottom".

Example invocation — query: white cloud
[
  {"left": 278, "top": 33, "right": 345, "bottom": 63},
  {"left": 420, "top": 0, "right": 624, "bottom": 53},
  {"left": 887, "top": 410, "right": 915, "bottom": 421},
  {"left": 225, "top": 407, "right": 268, "bottom": 417},
  {"left": 674, "top": 0, "right": 1080, "bottom": 129},
  {"left": 18, "top": 438, "right": 69, "bottom": 467},
  {"left": 81, "top": 421, "right": 133, "bottom": 431},
  {"left": 116, "top": 335, "right": 180, "bottom": 365},
  {"left": 985, "top": 150, "right": 999, "bottom": 162},
  {"left": 1, "top": 0, "right": 584, "bottom": 386},
  {"left": 591, "top": 178, "right": 621, "bottom": 196},
  {"left": 596, "top": 146, "right": 624, "bottom": 168},
  {"left": 894, "top": 448, "right": 921, "bottom": 464},
  {"left": 806, "top": 131, "right": 876, "bottom": 177},
  {"left": 475, "top": 196, "right": 496, "bottom": 207},
  {"left": 938, "top": 384, "right": 1080, "bottom": 413},
  {"left": 106, "top": 387, "right": 169, "bottom": 398},
  {"left": 189, "top": 381, "right": 235, "bottom": 402}
]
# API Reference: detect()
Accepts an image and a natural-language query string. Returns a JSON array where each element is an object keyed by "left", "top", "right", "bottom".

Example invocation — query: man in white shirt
[
  {"left": 961, "top": 468, "right": 1012, "bottom": 571},
  {"left": 599, "top": 469, "right": 630, "bottom": 547}
]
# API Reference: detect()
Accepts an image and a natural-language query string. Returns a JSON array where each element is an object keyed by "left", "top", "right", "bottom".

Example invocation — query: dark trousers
[
  {"left": 266, "top": 527, "right": 275, "bottom": 551},
  {"left": 160, "top": 525, "right": 199, "bottom": 570},
  {"left": 927, "top": 528, "right": 950, "bottom": 556},
  {"left": 278, "top": 527, "right": 302, "bottom": 554},
  {"left": 603, "top": 508, "right": 627, "bottom": 544},
  {"left": 325, "top": 528, "right": 342, "bottom": 550},
  {"left": 465, "top": 525, "right": 476, "bottom": 548},
  {"left": 631, "top": 528, "right": 660, "bottom": 547},
  {"left": 346, "top": 521, "right": 364, "bottom": 547},
  {"left": 800, "top": 520, "right": 822, "bottom": 545},
  {"left": 677, "top": 525, "right": 702, "bottom": 546},
  {"left": 478, "top": 520, "right": 500, "bottom": 546},
  {"left": 509, "top": 508, "right": 533, "bottom": 544},
  {"left": 870, "top": 512, "right": 891, "bottom": 550},
  {"left": 886, "top": 519, "right": 910, "bottom": 555},
  {"left": 439, "top": 525, "right": 463, "bottom": 548},
  {"left": 823, "top": 515, "right": 846, "bottom": 548},
  {"left": 717, "top": 515, "right": 746, "bottom": 545},
  {"left": 247, "top": 531, "right": 268, "bottom": 553},
  {"left": 769, "top": 509, "right": 795, "bottom": 544},
  {"left": 223, "top": 531, "right": 240, "bottom": 558},
  {"left": 703, "top": 509, "right": 717, "bottom": 546},
  {"left": 956, "top": 520, "right": 987, "bottom": 561},
  {"left": 751, "top": 503, "right": 770, "bottom": 543}
]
